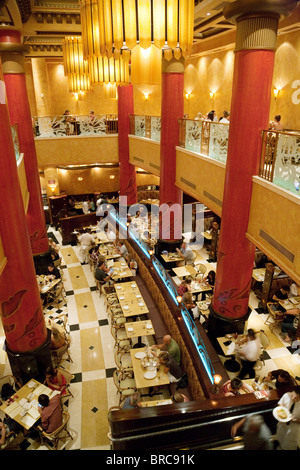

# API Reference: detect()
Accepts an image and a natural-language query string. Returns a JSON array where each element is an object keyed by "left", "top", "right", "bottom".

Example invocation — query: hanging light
[
  {"left": 88, "top": 54, "right": 130, "bottom": 86},
  {"left": 79, "top": 0, "right": 194, "bottom": 60},
  {"left": 131, "top": 44, "right": 162, "bottom": 85},
  {"left": 62, "top": 36, "right": 91, "bottom": 93}
]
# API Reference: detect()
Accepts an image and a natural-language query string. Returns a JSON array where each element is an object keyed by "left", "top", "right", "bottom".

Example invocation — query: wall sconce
[
  {"left": 273, "top": 88, "right": 280, "bottom": 99},
  {"left": 109, "top": 175, "right": 115, "bottom": 179},
  {"left": 210, "top": 374, "right": 222, "bottom": 394},
  {"left": 185, "top": 92, "right": 191, "bottom": 100},
  {"left": 73, "top": 92, "right": 79, "bottom": 101},
  {"left": 77, "top": 176, "right": 83, "bottom": 181},
  {"left": 209, "top": 91, "right": 215, "bottom": 99},
  {"left": 144, "top": 92, "right": 149, "bottom": 101}
]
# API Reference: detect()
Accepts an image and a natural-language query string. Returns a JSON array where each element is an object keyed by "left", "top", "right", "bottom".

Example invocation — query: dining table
[
  {"left": 111, "top": 260, "right": 132, "bottom": 280},
  {"left": 279, "top": 296, "right": 300, "bottom": 311},
  {"left": 0, "top": 379, "right": 60, "bottom": 431},
  {"left": 125, "top": 319, "right": 155, "bottom": 348},
  {"left": 172, "top": 265, "right": 197, "bottom": 279},
  {"left": 139, "top": 398, "right": 173, "bottom": 407},
  {"left": 115, "top": 290, "right": 149, "bottom": 318},
  {"left": 190, "top": 280, "right": 213, "bottom": 300},
  {"left": 130, "top": 347, "right": 170, "bottom": 390},
  {"left": 201, "top": 231, "right": 213, "bottom": 241},
  {"left": 217, "top": 335, "right": 244, "bottom": 373},
  {"left": 196, "top": 300, "right": 211, "bottom": 327},
  {"left": 37, "top": 275, "right": 62, "bottom": 295},
  {"left": 161, "top": 253, "right": 185, "bottom": 264}
]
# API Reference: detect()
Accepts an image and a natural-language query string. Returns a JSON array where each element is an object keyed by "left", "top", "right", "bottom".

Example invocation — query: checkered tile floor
[{"left": 1, "top": 231, "right": 299, "bottom": 450}]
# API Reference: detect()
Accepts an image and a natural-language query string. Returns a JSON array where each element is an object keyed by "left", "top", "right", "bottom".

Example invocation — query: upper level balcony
[{"left": 33, "top": 114, "right": 119, "bottom": 167}]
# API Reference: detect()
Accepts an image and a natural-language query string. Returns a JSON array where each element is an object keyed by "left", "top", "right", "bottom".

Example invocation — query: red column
[
  {"left": 159, "top": 57, "right": 184, "bottom": 241},
  {"left": 212, "top": 3, "right": 296, "bottom": 322},
  {"left": 0, "top": 29, "right": 48, "bottom": 255},
  {"left": 117, "top": 84, "right": 137, "bottom": 206},
  {"left": 0, "top": 59, "right": 48, "bottom": 354}
]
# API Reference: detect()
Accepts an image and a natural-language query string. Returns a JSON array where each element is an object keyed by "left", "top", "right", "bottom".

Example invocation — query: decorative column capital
[
  {"left": 162, "top": 56, "right": 185, "bottom": 74},
  {"left": 0, "top": 31, "right": 29, "bottom": 74},
  {"left": 224, "top": 0, "right": 297, "bottom": 51}
]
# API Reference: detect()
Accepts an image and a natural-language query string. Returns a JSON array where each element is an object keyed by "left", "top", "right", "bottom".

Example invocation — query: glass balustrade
[
  {"left": 32, "top": 114, "right": 118, "bottom": 138},
  {"left": 260, "top": 130, "right": 300, "bottom": 195}
]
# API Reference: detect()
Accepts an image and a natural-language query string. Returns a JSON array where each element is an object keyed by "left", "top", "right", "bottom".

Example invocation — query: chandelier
[
  {"left": 79, "top": 0, "right": 194, "bottom": 60},
  {"left": 62, "top": 37, "right": 91, "bottom": 93},
  {"left": 88, "top": 55, "right": 130, "bottom": 85}
]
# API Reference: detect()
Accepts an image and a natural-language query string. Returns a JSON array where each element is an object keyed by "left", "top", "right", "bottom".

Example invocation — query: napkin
[
  {"left": 127, "top": 327, "right": 134, "bottom": 332},
  {"left": 21, "top": 414, "right": 36, "bottom": 428},
  {"left": 227, "top": 342, "right": 235, "bottom": 355}
]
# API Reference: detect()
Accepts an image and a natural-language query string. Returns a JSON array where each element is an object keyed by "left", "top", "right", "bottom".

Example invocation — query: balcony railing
[
  {"left": 129, "top": 115, "right": 161, "bottom": 142},
  {"left": 178, "top": 118, "right": 229, "bottom": 163},
  {"left": 259, "top": 130, "right": 300, "bottom": 195},
  {"left": 32, "top": 114, "right": 118, "bottom": 138}
]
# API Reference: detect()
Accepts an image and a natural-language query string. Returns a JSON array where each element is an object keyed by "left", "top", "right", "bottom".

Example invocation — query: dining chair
[
  {"left": 114, "top": 350, "right": 133, "bottom": 371},
  {"left": 265, "top": 302, "right": 285, "bottom": 332},
  {"left": 51, "top": 338, "right": 72, "bottom": 367},
  {"left": 112, "top": 369, "right": 137, "bottom": 406},
  {"left": 53, "top": 257, "right": 62, "bottom": 268},
  {"left": 95, "top": 279, "right": 105, "bottom": 296},
  {"left": 111, "top": 325, "right": 132, "bottom": 352},
  {"left": 0, "top": 375, "right": 22, "bottom": 405},
  {"left": 57, "top": 367, "right": 75, "bottom": 400},
  {"left": 108, "top": 309, "right": 126, "bottom": 328},
  {"left": 47, "top": 283, "right": 66, "bottom": 308},
  {"left": 194, "top": 263, "right": 207, "bottom": 277},
  {"left": 38, "top": 412, "right": 73, "bottom": 450},
  {"left": 255, "top": 330, "right": 271, "bottom": 370}
]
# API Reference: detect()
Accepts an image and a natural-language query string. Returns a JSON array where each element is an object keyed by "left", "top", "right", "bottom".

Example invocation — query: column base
[
  {"left": 4, "top": 328, "right": 53, "bottom": 384},
  {"left": 33, "top": 248, "right": 53, "bottom": 275},
  {"left": 207, "top": 303, "right": 251, "bottom": 338}
]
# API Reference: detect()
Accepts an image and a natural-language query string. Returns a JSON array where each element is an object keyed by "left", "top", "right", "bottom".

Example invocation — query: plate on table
[
  {"left": 123, "top": 305, "right": 129, "bottom": 310},
  {"left": 131, "top": 284, "right": 136, "bottom": 288},
  {"left": 198, "top": 302, "right": 208, "bottom": 310},
  {"left": 273, "top": 406, "right": 292, "bottom": 422},
  {"left": 135, "top": 351, "right": 147, "bottom": 359},
  {"left": 27, "top": 381, "right": 36, "bottom": 389},
  {"left": 146, "top": 323, "right": 152, "bottom": 329},
  {"left": 116, "top": 286, "right": 122, "bottom": 290},
  {"left": 138, "top": 302, "right": 144, "bottom": 307},
  {"left": 23, "top": 402, "right": 31, "bottom": 411},
  {"left": 144, "top": 370, "right": 157, "bottom": 380}
]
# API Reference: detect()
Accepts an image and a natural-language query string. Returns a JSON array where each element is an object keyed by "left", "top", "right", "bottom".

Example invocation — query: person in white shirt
[
  {"left": 78, "top": 230, "right": 95, "bottom": 264},
  {"left": 176, "top": 240, "right": 195, "bottom": 265},
  {"left": 219, "top": 111, "right": 230, "bottom": 123},
  {"left": 236, "top": 329, "right": 262, "bottom": 379},
  {"left": 289, "top": 283, "right": 300, "bottom": 298},
  {"left": 104, "top": 225, "right": 116, "bottom": 242},
  {"left": 82, "top": 199, "right": 90, "bottom": 214},
  {"left": 117, "top": 240, "right": 128, "bottom": 258},
  {"left": 276, "top": 386, "right": 300, "bottom": 450}
]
